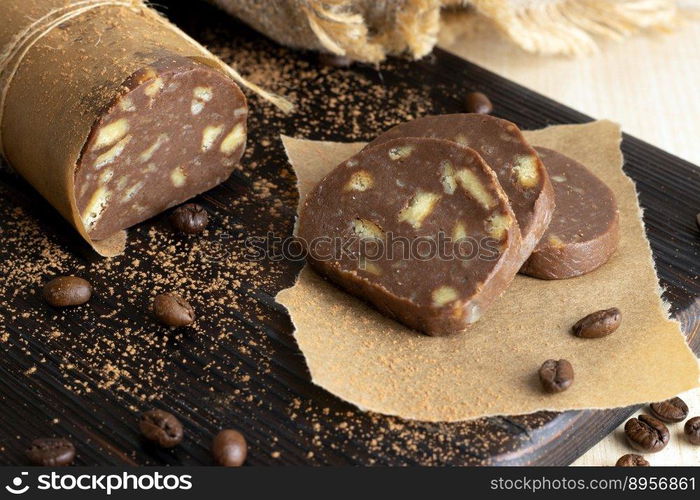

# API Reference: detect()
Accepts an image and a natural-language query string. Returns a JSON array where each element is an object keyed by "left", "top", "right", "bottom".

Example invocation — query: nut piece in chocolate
[
  {"left": 297, "top": 137, "right": 523, "bottom": 336},
  {"left": 538, "top": 359, "right": 574, "bottom": 393},
  {"left": 170, "top": 203, "right": 209, "bottom": 234},
  {"left": 367, "top": 114, "right": 554, "bottom": 264},
  {"left": 624, "top": 414, "right": 670, "bottom": 453},
  {"left": 153, "top": 293, "right": 195, "bottom": 327},
  {"left": 571, "top": 308, "right": 621, "bottom": 339},
  {"left": 139, "top": 409, "right": 184, "bottom": 448},
  {"left": 26, "top": 438, "right": 76, "bottom": 466},
  {"left": 522, "top": 147, "right": 619, "bottom": 280},
  {"left": 42, "top": 276, "right": 93, "bottom": 307}
]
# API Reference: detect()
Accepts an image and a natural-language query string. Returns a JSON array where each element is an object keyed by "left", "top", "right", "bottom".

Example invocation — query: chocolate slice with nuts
[
  {"left": 367, "top": 114, "right": 554, "bottom": 264},
  {"left": 624, "top": 414, "right": 670, "bottom": 453},
  {"left": 170, "top": 203, "right": 209, "bottom": 234},
  {"left": 649, "top": 396, "right": 689, "bottom": 423},
  {"left": 297, "top": 137, "right": 522, "bottom": 336},
  {"left": 139, "top": 409, "right": 184, "bottom": 448},
  {"left": 26, "top": 438, "right": 76, "bottom": 466},
  {"left": 42, "top": 276, "right": 93, "bottom": 307},
  {"left": 153, "top": 293, "right": 195, "bottom": 327},
  {"left": 538, "top": 359, "right": 574, "bottom": 393},
  {"left": 572, "top": 308, "right": 621, "bottom": 338}
]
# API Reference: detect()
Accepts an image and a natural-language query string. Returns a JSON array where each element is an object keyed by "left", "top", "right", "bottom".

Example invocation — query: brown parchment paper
[{"left": 277, "top": 120, "right": 699, "bottom": 422}]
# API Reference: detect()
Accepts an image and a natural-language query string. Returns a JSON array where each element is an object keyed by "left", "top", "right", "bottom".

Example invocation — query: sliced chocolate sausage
[
  {"left": 521, "top": 147, "right": 619, "bottom": 279},
  {"left": 367, "top": 114, "right": 554, "bottom": 263},
  {"left": 297, "top": 137, "right": 523, "bottom": 336},
  {"left": 75, "top": 56, "right": 248, "bottom": 240}
]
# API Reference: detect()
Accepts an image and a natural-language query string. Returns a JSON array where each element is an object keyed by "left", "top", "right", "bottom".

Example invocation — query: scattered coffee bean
[
  {"left": 318, "top": 53, "right": 352, "bottom": 68},
  {"left": 624, "top": 414, "right": 670, "bottom": 453},
  {"left": 212, "top": 429, "right": 247, "bottom": 467},
  {"left": 696, "top": 212, "right": 700, "bottom": 230},
  {"left": 649, "top": 396, "right": 689, "bottom": 423},
  {"left": 684, "top": 417, "right": 700, "bottom": 445},
  {"left": 42, "top": 276, "right": 92, "bottom": 307},
  {"left": 139, "top": 409, "right": 183, "bottom": 448},
  {"left": 169, "top": 203, "right": 208, "bottom": 234},
  {"left": 615, "top": 453, "right": 649, "bottom": 467},
  {"left": 464, "top": 91, "right": 493, "bottom": 114},
  {"left": 572, "top": 308, "right": 621, "bottom": 338},
  {"left": 153, "top": 293, "right": 195, "bottom": 327},
  {"left": 26, "top": 438, "right": 75, "bottom": 466},
  {"left": 538, "top": 359, "right": 574, "bottom": 393}
]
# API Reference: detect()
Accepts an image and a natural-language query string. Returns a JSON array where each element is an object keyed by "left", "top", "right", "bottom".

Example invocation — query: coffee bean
[
  {"left": 153, "top": 293, "right": 195, "bottom": 327},
  {"left": 139, "top": 409, "right": 183, "bottom": 448},
  {"left": 685, "top": 417, "right": 700, "bottom": 445},
  {"left": 615, "top": 453, "right": 649, "bottom": 467},
  {"left": 649, "top": 396, "right": 688, "bottom": 423},
  {"left": 42, "top": 276, "right": 92, "bottom": 307},
  {"left": 26, "top": 438, "right": 75, "bottom": 466},
  {"left": 696, "top": 212, "right": 700, "bottom": 230},
  {"left": 572, "top": 308, "right": 621, "bottom": 338},
  {"left": 464, "top": 91, "right": 493, "bottom": 114},
  {"left": 170, "top": 203, "right": 208, "bottom": 234},
  {"left": 624, "top": 414, "right": 669, "bottom": 453},
  {"left": 212, "top": 429, "right": 247, "bottom": 467},
  {"left": 538, "top": 359, "right": 574, "bottom": 393},
  {"left": 318, "top": 53, "right": 352, "bottom": 68}
]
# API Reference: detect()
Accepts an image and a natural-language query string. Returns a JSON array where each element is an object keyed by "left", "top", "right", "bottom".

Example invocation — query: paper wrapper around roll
[{"left": 0, "top": 0, "right": 250, "bottom": 256}]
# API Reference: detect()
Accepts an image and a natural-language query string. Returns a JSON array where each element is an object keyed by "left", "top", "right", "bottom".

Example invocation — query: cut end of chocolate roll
[
  {"left": 75, "top": 56, "right": 248, "bottom": 241},
  {"left": 297, "top": 137, "right": 523, "bottom": 336}
]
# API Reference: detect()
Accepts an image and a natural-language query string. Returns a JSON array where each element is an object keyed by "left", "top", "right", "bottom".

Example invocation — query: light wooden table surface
[
  {"left": 439, "top": 12, "right": 700, "bottom": 166},
  {"left": 439, "top": 13, "right": 700, "bottom": 466}
]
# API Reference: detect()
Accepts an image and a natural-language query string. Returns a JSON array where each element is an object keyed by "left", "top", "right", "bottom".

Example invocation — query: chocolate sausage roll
[
  {"left": 521, "top": 147, "right": 619, "bottom": 279},
  {"left": 368, "top": 114, "right": 555, "bottom": 264},
  {"left": 0, "top": 0, "right": 248, "bottom": 253},
  {"left": 297, "top": 138, "right": 523, "bottom": 336}
]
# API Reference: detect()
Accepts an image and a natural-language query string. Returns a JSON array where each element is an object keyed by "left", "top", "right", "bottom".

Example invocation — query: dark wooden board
[{"left": 1, "top": 0, "right": 698, "bottom": 466}]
